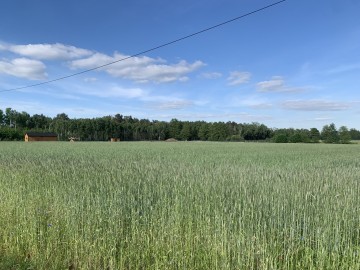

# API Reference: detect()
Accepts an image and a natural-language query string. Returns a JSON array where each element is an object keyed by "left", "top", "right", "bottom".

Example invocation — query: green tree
[
  {"left": 338, "top": 126, "right": 351, "bottom": 144},
  {"left": 0, "top": 109, "right": 3, "bottom": 125},
  {"left": 4, "top": 107, "right": 17, "bottom": 127},
  {"left": 180, "top": 122, "right": 191, "bottom": 141},
  {"left": 14, "top": 111, "right": 31, "bottom": 128},
  {"left": 30, "top": 114, "right": 51, "bottom": 129},
  {"left": 152, "top": 121, "right": 168, "bottom": 140},
  {"left": 273, "top": 133, "right": 288, "bottom": 143},
  {"left": 208, "top": 122, "right": 229, "bottom": 141},
  {"left": 242, "top": 124, "right": 256, "bottom": 140},
  {"left": 169, "top": 119, "right": 182, "bottom": 139},
  {"left": 309, "top": 128, "right": 320, "bottom": 143},
  {"left": 198, "top": 123, "right": 210, "bottom": 141},
  {"left": 0, "top": 127, "right": 23, "bottom": 140},
  {"left": 53, "top": 113, "right": 70, "bottom": 140},
  {"left": 241, "top": 122, "right": 271, "bottom": 140},
  {"left": 289, "top": 133, "right": 303, "bottom": 143},
  {"left": 321, "top": 123, "right": 339, "bottom": 143},
  {"left": 349, "top": 128, "right": 360, "bottom": 140}
]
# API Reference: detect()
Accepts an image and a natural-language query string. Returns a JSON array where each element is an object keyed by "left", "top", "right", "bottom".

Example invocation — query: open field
[{"left": 1, "top": 142, "right": 360, "bottom": 269}]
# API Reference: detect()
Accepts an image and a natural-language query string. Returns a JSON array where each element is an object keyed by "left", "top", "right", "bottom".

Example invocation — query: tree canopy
[{"left": 0, "top": 107, "right": 358, "bottom": 144}]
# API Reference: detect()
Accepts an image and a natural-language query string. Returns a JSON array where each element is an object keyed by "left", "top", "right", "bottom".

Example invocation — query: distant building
[
  {"left": 110, "top": 138, "right": 120, "bottom": 142},
  {"left": 25, "top": 132, "right": 58, "bottom": 142}
]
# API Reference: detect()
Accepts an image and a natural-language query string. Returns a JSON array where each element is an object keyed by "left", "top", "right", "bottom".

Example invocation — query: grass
[{"left": 0, "top": 142, "right": 360, "bottom": 269}]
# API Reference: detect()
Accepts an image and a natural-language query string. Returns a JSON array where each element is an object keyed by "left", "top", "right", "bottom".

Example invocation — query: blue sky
[{"left": 0, "top": 0, "right": 359, "bottom": 129}]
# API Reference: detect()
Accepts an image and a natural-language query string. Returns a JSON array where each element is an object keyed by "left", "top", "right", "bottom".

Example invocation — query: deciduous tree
[
  {"left": 338, "top": 126, "right": 351, "bottom": 144},
  {"left": 321, "top": 123, "right": 339, "bottom": 143}
]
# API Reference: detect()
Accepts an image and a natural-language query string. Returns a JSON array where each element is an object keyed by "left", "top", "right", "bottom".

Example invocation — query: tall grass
[{"left": 0, "top": 142, "right": 360, "bottom": 269}]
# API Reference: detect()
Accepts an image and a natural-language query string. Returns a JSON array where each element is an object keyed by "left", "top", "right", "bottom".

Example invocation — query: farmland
[{"left": 1, "top": 142, "right": 360, "bottom": 269}]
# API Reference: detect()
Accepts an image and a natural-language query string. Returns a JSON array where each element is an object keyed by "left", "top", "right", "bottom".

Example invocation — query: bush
[
  {"left": 0, "top": 128, "right": 23, "bottom": 141},
  {"left": 273, "top": 134, "right": 288, "bottom": 143},
  {"left": 227, "top": 135, "right": 244, "bottom": 142}
]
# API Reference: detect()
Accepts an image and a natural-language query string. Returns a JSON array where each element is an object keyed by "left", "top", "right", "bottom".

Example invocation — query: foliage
[
  {"left": 241, "top": 122, "right": 271, "bottom": 140},
  {"left": 0, "top": 127, "right": 23, "bottom": 140},
  {"left": 321, "top": 123, "right": 340, "bottom": 143},
  {"left": 0, "top": 107, "right": 359, "bottom": 144},
  {"left": 339, "top": 126, "right": 352, "bottom": 144},
  {"left": 309, "top": 127, "right": 321, "bottom": 143},
  {"left": 273, "top": 133, "right": 288, "bottom": 143},
  {"left": 227, "top": 134, "right": 244, "bottom": 141},
  {"left": 0, "top": 109, "right": 3, "bottom": 125},
  {"left": 349, "top": 128, "right": 360, "bottom": 140}
]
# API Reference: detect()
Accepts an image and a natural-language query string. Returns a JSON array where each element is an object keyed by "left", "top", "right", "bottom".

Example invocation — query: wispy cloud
[
  {"left": 83, "top": 77, "right": 98, "bottom": 83},
  {"left": 70, "top": 52, "right": 204, "bottom": 83},
  {"left": 314, "top": 117, "right": 333, "bottom": 121},
  {"left": 227, "top": 71, "right": 251, "bottom": 86},
  {"left": 0, "top": 99, "right": 42, "bottom": 112},
  {"left": 19, "top": 87, "right": 85, "bottom": 100},
  {"left": 67, "top": 82, "right": 194, "bottom": 110},
  {"left": 282, "top": 100, "right": 352, "bottom": 111},
  {"left": 237, "top": 95, "right": 272, "bottom": 109},
  {"left": 151, "top": 112, "right": 272, "bottom": 121},
  {"left": 228, "top": 95, "right": 272, "bottom": 110},
  {"left": 1, "top": 43, "right": 93, "bottom": 60},
  {"left": 80, "top": 85, "right": 148, "bottom": 99},
  {"left": 326, "top": 63, "right": 360, "bottom": 74},
  {"left": 150, "top": 100, "right": 193, "bottom": 110},
  {"left": 200, "top": 72, "right": 222, "bottom": 79},
  {"left": 257, "top": 76, "right": 305, "bottom": 93},
  {"left": 248, "top": 103, "right": 273, "bottom": 109},
  {"left": 0, "top": 58, "right": 47, "bottom": 80}
]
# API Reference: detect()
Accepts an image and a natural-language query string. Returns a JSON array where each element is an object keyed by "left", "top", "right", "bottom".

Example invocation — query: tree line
[{"left": 1, "top": 107, "right": 359, "bottom": 143}]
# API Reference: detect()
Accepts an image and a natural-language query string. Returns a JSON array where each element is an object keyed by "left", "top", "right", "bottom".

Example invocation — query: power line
[{"left": 0, "top": 0, "right": 286, "bottom": 93}]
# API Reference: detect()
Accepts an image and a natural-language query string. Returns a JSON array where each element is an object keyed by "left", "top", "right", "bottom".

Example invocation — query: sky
[{"left": 0, "top": 0, "right": 359, "bottom": 129}]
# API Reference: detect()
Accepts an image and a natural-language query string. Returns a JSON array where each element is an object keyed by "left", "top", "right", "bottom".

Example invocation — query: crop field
[{"left": 1, "top": 142, "right": 360, "bottom": 269}]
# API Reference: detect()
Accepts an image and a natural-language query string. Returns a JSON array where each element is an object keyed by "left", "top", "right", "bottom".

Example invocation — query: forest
[{"left": 1, "top": 107, "right": 359, "bottom": 143}]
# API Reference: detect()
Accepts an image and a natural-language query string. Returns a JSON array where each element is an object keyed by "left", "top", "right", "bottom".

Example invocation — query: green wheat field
[{"left": 1, "top": 142, "right": 360, "bottom": 269}]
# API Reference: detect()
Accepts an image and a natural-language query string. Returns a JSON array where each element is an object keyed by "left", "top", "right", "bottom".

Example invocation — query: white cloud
[
  {"left": 70, "top": 52, "right": 204, "bottom": 83},
  {"left": 248, "top": 103, "right": 273, "bottom": 109},
  {"left": 200, "top": 72, "right": 222, "bottom": 79},
  {"left": 314, "top": 117, "right": 333, "bottom": 121},
  {"left": 236, "top": 95, "right": 272, "bottom": 109},
  {"left": 70, "top": 52, "right": 118, "bottom": 68},
  {"left": 151, "top": 100, "right": 193, "bottom": 110},
  {"left": 0, "top": 58, "right": 47, "bottom": 80},
  {"left": 227, "top": 71, "right": 251, "bottom": 86},
  {"left": 83, "top": 86, "right": 147, "bottom": 99},
  {"left": 257, "top": 76, "right": 305, "bottom": 93},
  {"left": 3, "top": 43, "right": 93, "bottom": 60},
  {"left": 257, "top": 76, "right": 283, "bottom": 90},
  {"left": 151, "top": 112, "right": 272, "bottom": 121},
  {"left": 83, "top": 77, "right": 97, "bottom": 82},
  {"left": 228, "top": 95, "right": 272, "bottom": 110},
  {"left": 18, "top": 87, "right": 85, "bottom": 100},
  {"left": 282, "top": 100, "right": 352, "bottom": 111},
  {"left": 0, "top": 100, "right": 42, "bottom": 112},
  {"left": 1, "top": 42, "right": 204, "bottom": 83}
]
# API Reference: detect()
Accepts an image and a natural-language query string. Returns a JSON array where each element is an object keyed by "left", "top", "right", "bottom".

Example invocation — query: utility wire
[{"left": 0, "top": 0, "right": 286, "bottom": 93}]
